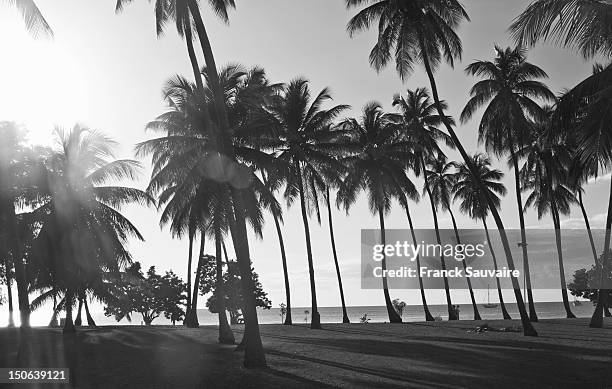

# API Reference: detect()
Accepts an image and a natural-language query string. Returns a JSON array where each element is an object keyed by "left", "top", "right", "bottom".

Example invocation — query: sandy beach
[{"left": 2, "top": 318, "right": 611, "bottom": 388}]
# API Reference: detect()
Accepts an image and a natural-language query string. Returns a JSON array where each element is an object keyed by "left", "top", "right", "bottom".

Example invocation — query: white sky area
[{"left": 0, "top": 0, "right": 609, "bottom": 324}]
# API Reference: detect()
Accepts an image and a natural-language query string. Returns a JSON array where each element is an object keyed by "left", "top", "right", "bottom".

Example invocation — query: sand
[{"left": 1, "top": 318, "right": 611, "bottom": 388}]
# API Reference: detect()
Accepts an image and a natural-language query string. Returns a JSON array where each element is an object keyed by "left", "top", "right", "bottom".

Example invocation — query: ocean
[{"left": 89, "top": 301, "right": 596, "bottom": 326}]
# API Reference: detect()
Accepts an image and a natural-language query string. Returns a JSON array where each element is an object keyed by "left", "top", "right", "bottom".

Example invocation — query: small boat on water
[{"left": 483, "top": 284, "right": 498, "bottom": 308}]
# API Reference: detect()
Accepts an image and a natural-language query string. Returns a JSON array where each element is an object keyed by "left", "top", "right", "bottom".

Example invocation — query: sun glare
[{"left": 0, "top": 9, "right": 89, "bottom": 147}]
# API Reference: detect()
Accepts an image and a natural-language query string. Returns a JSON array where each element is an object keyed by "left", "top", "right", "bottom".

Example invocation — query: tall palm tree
[
  {"left": 118, "top": 0, "right": 267, "bottom": 366},
  {"left": 460, "top": 46, "right": 557, "bottom": 322},
  {"left": 426, "top": 156, "right": 481, "bottom": 320},
  {"left": 519, "top": 110, "right": 576, "bottom": 318},
  {"left": 346, "top": 0, "right": 538, "bottom": 335},
  {"left": 4, "top": 0, "right": 53, "bottom": 38},
  {"left": 454, "top": 154, "right": 512, "bottom": 320},
  {"left": 396, "top": 194, "right": 434, "bottom": 321},
  {"left": 324, "top": 186, "right": 350, "bottom": 323},
  {"left": 257, "top": 78, "right": 348, "bottom": 329},
  {"left": 260, "top": 172, "right": 292, "bottom": 325},
  {"left": 337, "top": 102, "right": 418, "bottom": 323},
  {"left": 391, "top": 88, "right": 457, "bottom": 320}
]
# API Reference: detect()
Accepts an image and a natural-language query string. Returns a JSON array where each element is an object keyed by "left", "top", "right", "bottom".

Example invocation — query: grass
[{"left": 1, "top": 318, "right": 611, "bottom": 388}]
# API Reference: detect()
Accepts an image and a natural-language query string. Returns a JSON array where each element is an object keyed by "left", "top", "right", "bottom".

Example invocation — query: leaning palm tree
[
  {"left": 460, "top": 46, "right": 557, "bottom": 322},
  {"left": 337, "top": 102, "right": 418, "bottom": 323},
  {"left": 4, "top": 0, "right": 53, "bottom": 38},
  {"left": 519, "top": 110, "right": 577, "bottom": 318},
  {"left": 256, "top": 78, "right": 349, "bottom": 329},
  {"left": 391, "top": 88, "right": 457, "bottom": 320},
  {"left": 426, "top": 156, "right": 481, "bottom": 320},
  {"left": 455, "top": 154, "right": 512, "bottom": 320},
  {"left": 511, "top": 1, "right": 612, "bottom": 328},
  {"left": 324, "top": 186, "right": 350, "bottom": 323},
  {"left": 260, "top": 172, "right": 292, "bottom": 325},
  {"left": 346, "top": 0, "right": 538, "bottom": 335}
]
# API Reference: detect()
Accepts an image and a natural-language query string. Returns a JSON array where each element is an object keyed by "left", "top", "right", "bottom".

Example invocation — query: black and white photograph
[{"left": 1, "top": 0, "right": 611, "bottom": 387}]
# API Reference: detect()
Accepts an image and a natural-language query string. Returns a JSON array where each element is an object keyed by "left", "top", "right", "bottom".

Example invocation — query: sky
[{"left": 0, "top": 0, "right": 609, "bottom": 322}]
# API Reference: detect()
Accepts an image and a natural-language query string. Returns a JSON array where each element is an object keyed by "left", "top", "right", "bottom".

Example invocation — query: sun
[{"left": 0, "top": 9, "right": 90, "bottom": 147}]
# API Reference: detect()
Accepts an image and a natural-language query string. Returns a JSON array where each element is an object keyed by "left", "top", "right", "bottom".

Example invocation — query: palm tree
[
  {"left": 454, "top": 154, "right": 512, "bottom": 320},
  {"left": 391, "top": 88, "right": 457, "bottom": 320},
  {"left": 397, "top": 195, "right": 434, "bottom": 321},
  {"left": 346, "top": 0, "right": 538, "bottom": 335},
  {"left": 324, "top": 187, "right": 350, "bottom": 323},
  {"left": 511, "top": 1, "right": 612, "bottom": 327},
  {"left": 257, "top": 78, "right": 349, "bottom": 329},
  {"left": 519, "top": 110, "right": 577, "bottom": 318},
  {"left": 460, "top": 46, "right": 557, "bottom": 322},
  {"left": 139, "top": 65, "right": 275, "bottom": 340},
  {"left": 337, "top": 102, "right": 417, "bottom": 323},
  {"left": 260, "top": 172, "right": 292, "bottom": 325},
  {"left": 118, "top": 0, "right": 267, "bottom": 366},
  {"left": 4, "top": 0, "right": 53, "bottom": 38},
  {"left": 31, "top": 126, "right": 151, "bottom": 333},
  {"left": 426, "top": 155, "right": 481, "bottom": 320},
  {"left": 510, "top": 0, "right": 612, "bottom": 60}
]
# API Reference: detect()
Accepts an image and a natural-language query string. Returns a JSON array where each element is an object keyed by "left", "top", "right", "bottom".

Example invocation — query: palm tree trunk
[
  {"left": 448, "top": 208, "right": 481, "bottom": 320},
  {"left": 551, "top": 196, "right": 575, "bottom": 318},
  {"left": 419, "top": 37, "right": 536, "bottom": 335},
  {"left": 262, "top": 172, "right": 292, "bottom": 325},
  {"left": 84, "top": 298, "right": 96, "bottom": 327},
  {"left": 421, "top": 156, "right": 456, "bottom": 320},
  {"left": 404, "top": 204, "right": 434, "bottom": 321},
  {"left": 482, "top": 218, "right": 512, "bottom": 320},
  {"left": 578, "top": 191, "right": 610, "bottom": 316},
  {"left": 184, "top": 25, "right": 204, "bottom": 91},
  {"left": 295, "top": 162, "right": 321, "bottom": 329},
  {"left": 215, "top": 231, "right": 235, "bottom": 344},
  {"left": 184, "top": 231, "right": 194, "bottom": 327},
  {"left": 187, "top": 1, "right": 229, "bottom": 130},
  {"left": 378, "top": 207, "right": 403, "bottom": 323},
  {"left": 63, "top": 289, "right": 75, "bottom": 333},
  {"left": 49, "top": 296, "right": 63, "bottom": 328},
  {"left": 509, "top": 143, "right": 538, "bottom": 322},
  {"left": 325, "top": 188, "right": 350, "bottom": 323},
  {"left": 272, "top": 208, "right": 292, "bottom": 325},
  {"left": 590, "top": 177, "right": 612, "bottom": 327},
  {"left": 228, "top": 188, "right": 266, "bottom": 366},
  {"left": 578, "top": 191, "right": 598, "bottom": 264},
  {"left": 5, "top": 259, "right": 15, "bottom": 327},
  {"left": 187, "top": 232, "right": 205, "bottom": 328},
  {"left": 74, "top": 294, "right": 84, "bottom": 326}
]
